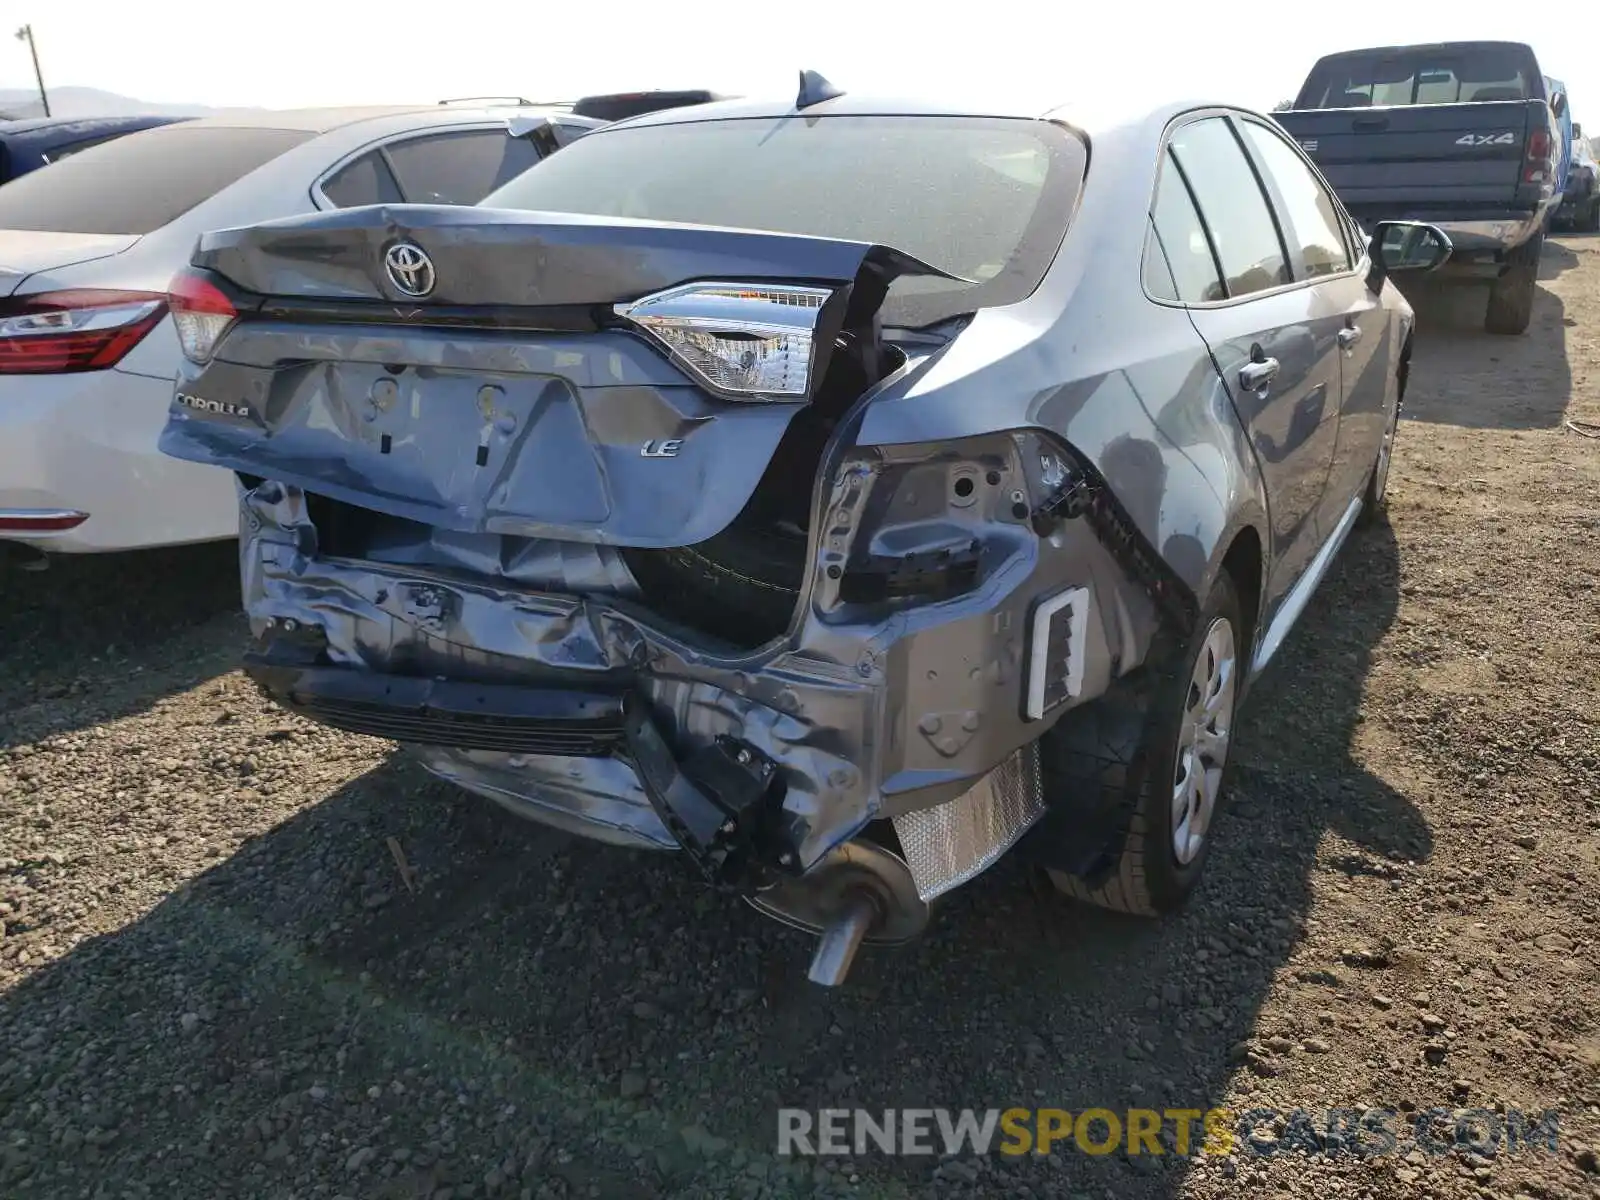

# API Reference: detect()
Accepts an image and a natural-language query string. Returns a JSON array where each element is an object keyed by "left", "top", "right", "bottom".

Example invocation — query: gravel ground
[{"left": 2, "top": 236, "right": 1598, "bottom": 1200}]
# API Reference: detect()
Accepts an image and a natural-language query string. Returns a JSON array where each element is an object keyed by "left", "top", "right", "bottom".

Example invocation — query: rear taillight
[
  {"left": 614, "top": 282, "right": 833, "bottom": 400},
  {"left": 167, "top": 269, "right": 238, "bottom": 364},
  {"left": 0, "top": 290, "right": 166, "bottom": 375},
  {"left": 1525, "top": 129, "right": 1554, "bottom": 183}
]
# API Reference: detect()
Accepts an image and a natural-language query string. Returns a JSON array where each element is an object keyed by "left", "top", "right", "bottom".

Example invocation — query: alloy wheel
[{"left": 1171, "top": 616, "right": 1237, "bottom": 866}]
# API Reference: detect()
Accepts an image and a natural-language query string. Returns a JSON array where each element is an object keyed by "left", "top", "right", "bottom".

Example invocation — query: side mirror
[
  {"left": 1369, "top": 220, "right": 1452, "bottom": 283},
  {"left": 1551, "top": 92, "right": 1568, "bottom": 118}
]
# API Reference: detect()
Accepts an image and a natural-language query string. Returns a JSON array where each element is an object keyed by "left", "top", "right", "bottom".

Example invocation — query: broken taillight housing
[
  {"left": 0, "top": 289, "right": 167, "bottom": 374},
  {"left": 614, "top": 282, "right": 832, "bottom": 400},
  {"left": 167, "top": 268, "right": 238, "bottom": 364}
]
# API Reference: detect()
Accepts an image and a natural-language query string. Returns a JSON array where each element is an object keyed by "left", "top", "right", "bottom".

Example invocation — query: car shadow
[
  {"left": 1396, "top": 243, "right": 1573, "bottom": 431},
  {"left": 1540, "top": 239, "right": 1581, "bottom": 278},
  {"left": 0, "top": 524, "right": 1420, "bottom": 1198},
  {"left": 0, "top": 541, "right": 244, "bottom": 751}
]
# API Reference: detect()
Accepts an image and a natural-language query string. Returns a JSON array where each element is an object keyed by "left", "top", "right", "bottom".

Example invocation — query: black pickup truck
[{"left": 1275, "top": 41, "right": 1566, "bottom": 335}]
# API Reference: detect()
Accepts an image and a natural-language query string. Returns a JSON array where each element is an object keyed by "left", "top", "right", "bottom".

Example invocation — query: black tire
[
  {"left": 621, "top": 520, "right": 806, "bottom": 646},
  {"left": 1044, "top": 571, "right": 1245, "bottom": 916},
  {"left": 1484, "top": 231, "right": 1542, "bottom": 335},
  {"left": 1585, "top": 195, "right": 1600, "bottom": 234}
]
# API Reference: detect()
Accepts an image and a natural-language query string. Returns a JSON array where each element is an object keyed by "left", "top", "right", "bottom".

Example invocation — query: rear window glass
[
  {"left": 1298, "top": 45, "right": 1539, "bottom": 108},
  {"left": 0, "top": 125, "right": 312, "bottom": 235},
  {"left": 383, "top": 131, "right": 541, "bottom": 205},
  {"left": 479, "top": 114, "right": 1086, "bottom": 326},
  {"left": 320, "top": 150, "right": 404, "bottom": 208}
]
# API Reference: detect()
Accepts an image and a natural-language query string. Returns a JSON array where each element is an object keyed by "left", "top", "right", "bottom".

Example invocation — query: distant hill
[{"left": 0, "top": 86, "right": 251, "bottom": 120}]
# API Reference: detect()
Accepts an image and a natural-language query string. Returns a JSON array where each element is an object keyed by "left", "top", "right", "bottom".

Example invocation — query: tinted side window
[
  {"left": 383, "top": 132, "right": 540, "bottom": 205},
  {"left": 1238, "top": 120, "right": 1352, "bottom": 280},
  {"left": 1167, "top": 118, "right": 1290, "bottom": 299},
  {"left": 1142, "top": 225, "right": 1179, "bottom": 301},
  {"left": 1147, "top": 152, "right": 1224, "bottom": 303},
  {"left": 321, "top": 150, "right": 404, "bottom": 207}
]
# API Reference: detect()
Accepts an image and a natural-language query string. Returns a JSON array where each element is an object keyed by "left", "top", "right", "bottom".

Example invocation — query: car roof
[
  {"left": 608, "top": 92, "right": 1057, "bottom": 129},
  {"left": 0, "top": 113, "right": 190, "bottom": 135},
  {"left": 592, "top": 90, "right": 1228, "bottom": 143},
  {"left": 1309, "top": 39, "right": 1536, "bottom": 61},
  {"left": 170, "top": 104, "right": 576, "bottom": 135}
]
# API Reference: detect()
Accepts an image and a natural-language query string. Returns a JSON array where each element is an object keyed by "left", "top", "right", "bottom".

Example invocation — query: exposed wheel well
[{"left": 1220, "top": 527, "right": 1263, "bottom": 659}]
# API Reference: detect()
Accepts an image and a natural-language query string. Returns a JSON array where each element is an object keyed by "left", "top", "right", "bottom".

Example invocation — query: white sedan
[{"left": 0, "top": 103, "right": 598, "bottom": 557}]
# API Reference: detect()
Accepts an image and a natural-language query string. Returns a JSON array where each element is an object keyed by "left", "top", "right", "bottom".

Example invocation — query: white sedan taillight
[
  {"left": 0, "top": 289, "right": 166, "bottom": 374},
  {"left": 167, "top": 268, "right": 239, "bottom": 364},
  {"left": 614, "top": 282, "right": 833, "bottom": 400}
]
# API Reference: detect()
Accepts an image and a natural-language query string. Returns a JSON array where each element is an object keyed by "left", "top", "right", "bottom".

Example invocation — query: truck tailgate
[{"left": 1276, "top": 101, "right": 1535, "bottom": 209}]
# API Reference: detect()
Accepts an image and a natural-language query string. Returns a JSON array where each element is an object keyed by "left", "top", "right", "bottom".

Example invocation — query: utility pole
[{"left": 14, "top": 25, "right": 49, "bottom": 118}]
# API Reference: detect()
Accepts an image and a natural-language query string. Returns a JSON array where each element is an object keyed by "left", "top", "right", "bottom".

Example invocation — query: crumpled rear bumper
[
  {"left": 235, "top": 426, "right": 1166, "bottom": 885},
  {"left": 241, "top": 544, "right": 886, "bottom": 867}
]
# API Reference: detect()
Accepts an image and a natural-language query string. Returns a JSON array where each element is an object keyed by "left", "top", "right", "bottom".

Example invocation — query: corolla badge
[
  {"left": 175, "top": 392, "right": 251, "bottom": 418},
  {"left": 384, "top": 242, "right": 436, "bottom": 298}
]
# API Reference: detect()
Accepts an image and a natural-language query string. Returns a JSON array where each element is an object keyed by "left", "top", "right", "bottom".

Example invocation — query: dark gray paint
[{"left": 190, "top": 206, "right": 956, "bottom": 307}]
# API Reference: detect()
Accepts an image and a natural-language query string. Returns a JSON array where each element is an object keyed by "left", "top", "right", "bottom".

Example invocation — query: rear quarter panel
[{"left": 855, "top": 108, "right": 1270, "bottom": 630}]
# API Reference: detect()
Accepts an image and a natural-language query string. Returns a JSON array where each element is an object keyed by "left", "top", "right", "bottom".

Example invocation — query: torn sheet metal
[{"left": 233, "top": 436, "right": 1149, "bottom": 871}]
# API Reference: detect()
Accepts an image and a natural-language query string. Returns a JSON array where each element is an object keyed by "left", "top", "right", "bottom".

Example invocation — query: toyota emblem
[{"left": 384, "top": 241, "right": 436, "bottom": 298}]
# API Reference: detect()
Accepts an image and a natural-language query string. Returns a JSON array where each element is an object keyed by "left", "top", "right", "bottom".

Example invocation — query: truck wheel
[
  {"left": 1044, "top": 571, "right": 1244, "bottom": 916},
  {"left": 1586, "top": 195, "right": 1600, "bottom": 234},
  {"left": 1484, "top": 231, "right": 1542, "bottom": 335}
]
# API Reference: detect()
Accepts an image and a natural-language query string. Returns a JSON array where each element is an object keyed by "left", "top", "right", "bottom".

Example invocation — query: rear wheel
[
  {"left": 1585, "top": 195, "right": 1600, "bottom": 234},
  {"left": 1484, "top": 231, "right": 1542, "bottom": 335},
  {"left": 1358, "top": 391, "right": 1400, "bottom": 527},
  {"left": 1045, "top": 572, "right": 1244, "bottom": 916}
]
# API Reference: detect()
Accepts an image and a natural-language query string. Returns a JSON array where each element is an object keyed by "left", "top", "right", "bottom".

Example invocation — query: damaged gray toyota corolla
[{"left": 158, "top": 82, "right": 1450, "bottom": 985}]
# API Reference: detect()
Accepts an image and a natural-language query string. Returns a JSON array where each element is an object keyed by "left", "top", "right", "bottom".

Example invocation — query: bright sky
[{"left": 4, "top": 0, "right": 1596, "bottom": 128}]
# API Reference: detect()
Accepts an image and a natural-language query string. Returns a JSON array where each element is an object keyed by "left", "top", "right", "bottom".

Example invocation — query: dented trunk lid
[{"left": 160, "top": 204, "right": 946, "bottom": 547}]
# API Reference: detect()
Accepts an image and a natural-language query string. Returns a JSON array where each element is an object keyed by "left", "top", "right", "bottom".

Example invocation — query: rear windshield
[
  {"left": 0, "top": 125, "right": 313, "bottom": 235},
  {"left": 1297, "top": 45, "right": 1541, "bottom": 108},
  {"left": 479, "top": 114, "right": 1086, "bottom": 326}
]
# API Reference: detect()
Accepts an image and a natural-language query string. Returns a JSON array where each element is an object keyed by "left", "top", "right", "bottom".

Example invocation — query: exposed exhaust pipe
[
  {"left": 806, "top": 889, "right": 880, "bottom": 986},
  {"left": 747, "top": 839, "right": 927, "bottom": 988}
]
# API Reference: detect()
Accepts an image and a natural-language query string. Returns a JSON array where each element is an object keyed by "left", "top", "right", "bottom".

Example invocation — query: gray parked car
[{"left": 157, "top": 80, "right": 1451, "bottom": 986}]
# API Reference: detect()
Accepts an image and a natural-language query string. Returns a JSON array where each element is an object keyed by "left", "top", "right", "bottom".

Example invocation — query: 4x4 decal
[{"left": 1455, "top": 131, "right": 1518, "bottom": 146}]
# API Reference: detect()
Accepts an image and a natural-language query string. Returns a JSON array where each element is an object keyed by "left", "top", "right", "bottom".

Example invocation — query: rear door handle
[
  {"left": 1239, "top": 358, "right": 1280, "bottom": 392},
  {"left": 1337, "top": 326, "right": 1363, "bottom": 349}
]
